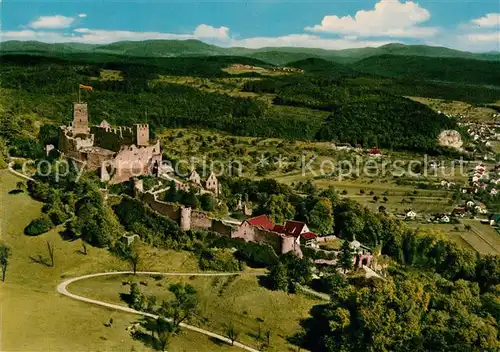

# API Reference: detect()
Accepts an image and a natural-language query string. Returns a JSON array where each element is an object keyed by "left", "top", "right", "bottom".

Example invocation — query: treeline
[
  {"left": 353, "top": 54, "right": 500, "bottom": 87},
  {"left": 23, "top": 161, "right": 121, "bottom": 247},
  {"left": 244, "top": 75, "right": 458, "bottom": 151},
  {"left": 302, "top": 270, "right": 499, "bottom": 351},
  {"left": 316, "top": 94, "right": 457, "bottom": 151}
]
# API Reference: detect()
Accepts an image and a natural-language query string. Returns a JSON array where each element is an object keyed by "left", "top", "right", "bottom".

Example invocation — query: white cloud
[
  {"left": 471, "top": 13, "right": 500, "bottom": 28},
  {"left": 29, "top": 15, "right": 76, "bottom": 29},
  {"left": 1, "top": 29, "right": 72, "bottom": 42},
  {"left": 71, "top": 28, "right": 193, "bottom": 43},
  {"left": 466, "top": 31, "right": 500, "bottom": 43},
  {"left": 305, "top": 0, "right": 438, "bottom": 38},
  {"left": 194, "top": 24, "right": 230, "bottom": 40},
  {"left": 77, "top": 13, "right": 87, "bottom": 18}
]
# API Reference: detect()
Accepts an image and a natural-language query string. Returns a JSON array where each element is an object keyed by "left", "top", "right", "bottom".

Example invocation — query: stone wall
[
  {"left": 80, "top": 150, "right": 115, "bottom": 171},
  {"left": 59, "top": 128, "right": 94, "bottom": 154},
  {"left": 253, "top": 228, "right": 283, "bottom": 254},
  {"left": 232, "top": 221, "right": 256, "bottom": 242},
  {"left": 142, "top": 193, "right": 181, "bottom": 222},
  {"left": 92, "top": 125, "right": 136, "bottom": 152},
  {"left": 191, "top": 210, "right": 213, "bottom": 229},
  {"left": 211, "top": 220, "right": 234, "bottom": 237},
  {"left": 316, "top": 235, "right": 337, "bottom": 243}
]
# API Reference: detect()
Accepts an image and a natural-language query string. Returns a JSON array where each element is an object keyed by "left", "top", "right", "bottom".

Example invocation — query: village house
[
  {"left": 405, "top": 210, "right": 417, "bottom": 220},
  {"left": 185, "top": 170, "right": 220, "bottom": 196},
  {"left": 232, "top": 215, "right": 319, "bottom": 257},
  {"left": 434, "top": 214, "right": 450, "bottom": 223},
  {"left": 452, "top": 207, "right": 467, "bottom": 217},
  {"left": 368, "top": 147, "right": 382, "bottom": 157},
  {"left": 188, "top": 170, "right": 202, "bottom": 185},
  {"left": 205, "top": 172, "right": 219, "bottom": 196},
  {"left": 475, "top": 203, "right": 488, "bottom": 214}
]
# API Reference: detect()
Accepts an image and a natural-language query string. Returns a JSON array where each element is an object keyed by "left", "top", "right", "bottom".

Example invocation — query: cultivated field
[
  {"left": 408, "top": 220, "right": 500, "bottom": 255},
  {"left": 408, "top": 96, "right": 499, "bottom": 122}
]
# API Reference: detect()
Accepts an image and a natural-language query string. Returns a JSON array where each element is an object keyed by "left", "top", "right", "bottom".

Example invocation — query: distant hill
[
  {"left": 352, "top": 55, "right": 500, "bottom": 87},
  {"left": 1, "top": 40, "right": 499, "bottom": 65},
  {"left": 286, "top": 57, "right": 355, "bottom": 74},
  {"left": 93, "top": 39, "right": 228, "bottom": 57}
]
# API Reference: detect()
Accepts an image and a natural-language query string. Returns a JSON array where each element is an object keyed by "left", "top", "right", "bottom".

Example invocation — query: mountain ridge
[{"left": 1, "top": 39, "right": 499, "bottom": 65}]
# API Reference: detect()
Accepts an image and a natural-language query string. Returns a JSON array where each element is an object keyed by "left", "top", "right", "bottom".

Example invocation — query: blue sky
[{"left": 2, "top": 0, "right": 499, "bottom": 51}]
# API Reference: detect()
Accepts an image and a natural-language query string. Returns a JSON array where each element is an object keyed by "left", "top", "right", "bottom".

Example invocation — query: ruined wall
[
  {"left": 190, "top": 210, "right": 213, "bottom": 229},
  {"left": 59, "top": 128, "right": 94, "bottom": 154},
  {"left": 142, "top": 193, "right": 181, "bottom": 222},
  {"left": 211, "top": 220, "right": 234, "bottom": 237},
  {"left": 316, "top": 235, "right": 337, "bottom": 243},
  {"left": 232, "top": 221, "right": 256, "bottom": 242},
  {"left": 92, "top": 125, "right": 136, "bottom": 152},
  {"left": 80, "top": 151, "right": 115, "bottom": 171},
  {"left": 205, "top": 173, "right": 219, "bottom": 195},
  {"left": 232, "top": 223, "right": 282, "bottom": 253},
  {"left": 254, "top": 228, "right": 283, "bottom": 254}
]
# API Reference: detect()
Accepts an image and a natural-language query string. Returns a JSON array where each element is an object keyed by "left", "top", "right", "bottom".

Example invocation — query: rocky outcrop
[{"left": 438, "top": 130, "right": 463, "bottom": 150}]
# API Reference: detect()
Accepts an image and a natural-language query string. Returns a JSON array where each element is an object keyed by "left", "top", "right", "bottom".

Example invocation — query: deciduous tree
[{"left": 0, "top": 244, "right": 11, "bottom": 282}]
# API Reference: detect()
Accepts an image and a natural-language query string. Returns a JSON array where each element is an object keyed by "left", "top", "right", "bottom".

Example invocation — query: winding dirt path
[{"left": 57, "top": 271, "right": 260, "bottom": 352}]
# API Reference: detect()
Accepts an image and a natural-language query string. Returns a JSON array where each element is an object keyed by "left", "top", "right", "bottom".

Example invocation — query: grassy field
[
  {"left": 408, "top": 96, "right": 499, "bottom": 122},
  {"left": 152, "top": 75, "right": 270, "bottom": 101},
  {"left": 221, "top": 65, "right": 292, "bottom": 77},
  {"left": 408, "top": 220, "right": 500, "bottom": 255},
  {"left": 70, "top": 273, "right": 321, "bottom": 352},
  {"left": 0, "top": 170, "right": 239, "bottom": 351}
]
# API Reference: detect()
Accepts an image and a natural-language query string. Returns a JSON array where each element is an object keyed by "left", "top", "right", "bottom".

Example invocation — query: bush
[
  {"left": 210, "top": 236, "right": 279, "bottom": 268},
  {"left": 48, "top": 208, "right": 68, "bottom": 225},
  {"left": 24, "top": 214, "right": 54, "bottom": 236},
  {"left": 199, "top": 248, "right": 243, "bottom": 272}
]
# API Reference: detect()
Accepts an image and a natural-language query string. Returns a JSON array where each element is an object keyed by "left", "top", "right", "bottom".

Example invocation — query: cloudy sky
[{"left": 1, "top": 0, "right": 499, "bottom": 51}]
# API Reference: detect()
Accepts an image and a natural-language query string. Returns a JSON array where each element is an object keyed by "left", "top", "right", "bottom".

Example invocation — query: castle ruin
[{"left": 59, "top": 102, "right": 162, "bottom": 184}]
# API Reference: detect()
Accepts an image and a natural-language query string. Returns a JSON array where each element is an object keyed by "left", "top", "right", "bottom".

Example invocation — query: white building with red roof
[{"left": 232, "top": 215, "right": 319, "bottom": 257}]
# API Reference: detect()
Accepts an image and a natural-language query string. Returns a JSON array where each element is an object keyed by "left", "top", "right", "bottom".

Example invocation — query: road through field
[{"left": 57, "top": 271, "right": 260, "bottom": 352}]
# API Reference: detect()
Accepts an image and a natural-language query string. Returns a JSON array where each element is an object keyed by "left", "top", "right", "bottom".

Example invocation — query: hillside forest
[{"left": 1, "top": 49, "right": 499, "bottom": 161}]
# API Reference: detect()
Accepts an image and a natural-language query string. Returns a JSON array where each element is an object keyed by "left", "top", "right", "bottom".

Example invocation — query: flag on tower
[{"left": 79, "top": 84, "right": 93, "bottom": 91}]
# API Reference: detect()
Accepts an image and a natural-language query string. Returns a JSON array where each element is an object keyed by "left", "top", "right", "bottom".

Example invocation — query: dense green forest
[
  {"left": 353, "top": 54, "right": 500, "bottom": 87},
  {"left": 2, "top": 51, "right": 498, "bottom": 157}
]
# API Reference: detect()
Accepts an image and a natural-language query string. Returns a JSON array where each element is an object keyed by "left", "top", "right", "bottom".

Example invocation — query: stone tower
[
  {"left": 281, "top": 235, "right": 296, "bottom": 255},
  {"left": 73, "top": 103, "right": 89, "bottom": 135},
  {"left": 135, "top": 124, "right": 149, "bottom": 146},
  {"left": 180, "top": 206, "right": 192, "bottom": 231}
]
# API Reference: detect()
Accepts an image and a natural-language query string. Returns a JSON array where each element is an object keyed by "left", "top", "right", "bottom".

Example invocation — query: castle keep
[{"left": 59, "top": 103, "right": 162, "bottom": 184}]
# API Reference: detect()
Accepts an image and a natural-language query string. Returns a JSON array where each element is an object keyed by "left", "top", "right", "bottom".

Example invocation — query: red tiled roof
[
  {"left": 301, "top": 232, "right": 317, "bottom": 240},
  {"left": 283, "top": 220, "right": 307, "bottom": 237},
  {"left": 272, "top": 224, "right": 285, "bottom": 233},
  {"left": 246, "top": 215, "right": 274, "bottom": 230}
]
